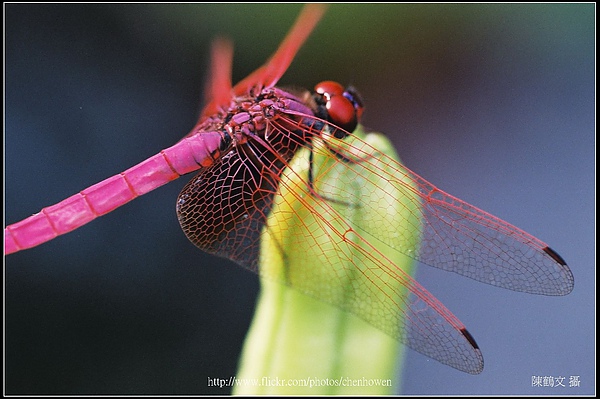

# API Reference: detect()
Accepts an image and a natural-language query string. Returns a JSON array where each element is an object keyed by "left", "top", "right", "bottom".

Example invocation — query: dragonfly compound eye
[
  {"left": 315, "top": 80, "right": 345, "bottom": 98},
  {"left": 314, "top": 81, "right": 364, "bottom": 136}
]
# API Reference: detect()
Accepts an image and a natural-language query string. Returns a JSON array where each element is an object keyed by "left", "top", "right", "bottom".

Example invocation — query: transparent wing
[
  {"left": 176, "top": 110, "right": 572, "bottom": 374},
  {"left": 278, "top": 111, "right": 574, "bottom": 297}
]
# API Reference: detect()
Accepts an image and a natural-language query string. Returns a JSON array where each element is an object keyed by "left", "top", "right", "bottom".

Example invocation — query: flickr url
[{"left": 207, "top": 376, "right": 392, "bottom": 389}]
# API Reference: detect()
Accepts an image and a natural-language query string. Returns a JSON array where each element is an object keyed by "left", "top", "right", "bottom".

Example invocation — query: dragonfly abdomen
[{"left": 4, "top": 130, "right": 228, "bottom": 254}]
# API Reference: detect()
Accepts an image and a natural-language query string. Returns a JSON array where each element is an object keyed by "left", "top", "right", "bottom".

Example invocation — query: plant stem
[{"left": 234, "top": 127, "right": 419, "bottom": 394}]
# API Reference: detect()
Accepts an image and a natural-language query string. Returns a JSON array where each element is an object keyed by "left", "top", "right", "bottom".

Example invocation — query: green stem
[
  {"left": 236, "top": 278, "right": 403, "bottom": 394},
  {"left": 234, "top": 126, "right": 419, "bottom": 394}
]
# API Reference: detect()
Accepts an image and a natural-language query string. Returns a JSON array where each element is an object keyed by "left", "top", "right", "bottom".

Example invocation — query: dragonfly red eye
[
  {"left": 326, "top": 95, "right": 357, "bottom": 132},
  {"left": 314, "top": 80, "right": 364, "bottom": 134},
  {"left": 315, "top": 80, "right": 345, "bottom": 98}
]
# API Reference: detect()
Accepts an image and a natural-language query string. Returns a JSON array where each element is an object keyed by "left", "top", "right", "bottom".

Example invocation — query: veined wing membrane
[
  {"left": 276, "top": 110, "right": 574, "bottom": 298},
  {"left": 256, "top": 116, "right": 484, "bottom": 374}
]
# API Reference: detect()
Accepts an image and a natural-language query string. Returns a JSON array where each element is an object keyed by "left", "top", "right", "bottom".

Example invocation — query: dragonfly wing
[
  {"left": 255, "top": 122, "right": 483, "bottom": 374},
  {"left": 405, "top": 290, "right": 484, "bottom": 374},
  {"left": 283, "top": 112, "right": 574, "bottom": 297},
  {"left": 177, "top": 145, "right": 277, "bottom": 270},
  {"left": 415, "top": 184, "right": 574, "bottom": 295}
]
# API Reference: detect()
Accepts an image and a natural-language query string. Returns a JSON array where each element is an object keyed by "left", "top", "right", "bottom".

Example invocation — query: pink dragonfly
[{"left": 4, "top": 4, "right": 573, "bottom": 375}]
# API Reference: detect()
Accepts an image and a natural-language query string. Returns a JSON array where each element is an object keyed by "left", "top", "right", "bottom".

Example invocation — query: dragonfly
[{"left": 4, "top": 4, "right": 573, "bottom": 375}]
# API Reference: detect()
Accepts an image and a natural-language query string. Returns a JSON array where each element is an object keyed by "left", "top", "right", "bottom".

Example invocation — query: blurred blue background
[{"left": 5, "top": 4, "right": 594, "bottom": 395}]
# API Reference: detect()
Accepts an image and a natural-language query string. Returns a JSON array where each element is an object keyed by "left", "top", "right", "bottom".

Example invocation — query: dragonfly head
[{"left": 314, "top": 81, "right": 364, "bottom": 138}]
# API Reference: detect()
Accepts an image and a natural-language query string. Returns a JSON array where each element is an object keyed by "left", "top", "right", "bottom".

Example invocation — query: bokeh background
[{"left": 5, "top": 3, "right": 594, "bottom": 395}]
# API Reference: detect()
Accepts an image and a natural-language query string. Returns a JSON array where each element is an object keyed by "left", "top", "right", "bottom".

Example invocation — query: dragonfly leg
[{"left": 306, "top": 146, "right": 361, "bottom": 209}]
